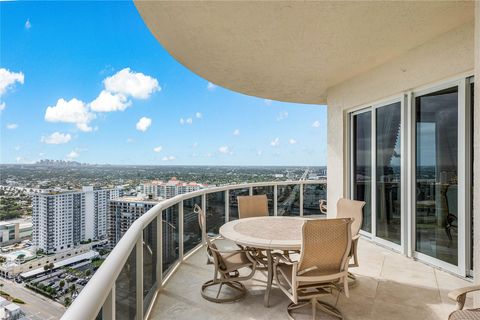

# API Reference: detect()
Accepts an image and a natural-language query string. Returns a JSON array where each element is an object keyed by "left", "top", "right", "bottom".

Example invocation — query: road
[{"left": 0, "top": 279, "right": 65, "bottom": 320}]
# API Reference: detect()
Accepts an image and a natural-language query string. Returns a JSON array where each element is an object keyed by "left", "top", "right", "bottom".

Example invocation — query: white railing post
[
  {"left": 225, "top": 190, "right": 229, "bottom": 223},
  {"left": 136, "top": 236, "right": 143, "bottom": 319},
  {"left": 202, "top": 194, "right": 206, "bottom": 243},
  {"left": 102, "top": 284, "right": 115, "bottom": 320},
  {"left": 249, "top": 186, "right": 253, "bottom": 196},
  {"left": 156, "top": 214, "right": 163, "bottom": 288},
  {"left": 300, "top": 183, "right": 304, "bottom": 216},
  {"left": 179, "top": 201, "right": 184, "bottom": 260},
  {"left": 274, "top": 185, "right": 278, "bottom": 216}
]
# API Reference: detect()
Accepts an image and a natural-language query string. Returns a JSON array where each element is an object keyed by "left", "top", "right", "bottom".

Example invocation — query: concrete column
[
  {"left": 326, "top": 101, "right": 347, "bottom": 218},
  {"left": 473, "top": 0, "right": 480, "bottom": 307}
]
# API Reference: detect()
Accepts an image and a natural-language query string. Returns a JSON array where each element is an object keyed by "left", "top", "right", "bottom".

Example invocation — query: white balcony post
[
  {"left": 202, "top": 194, "right": 207, "bottom": 243},
  {"left": 136, "top": 236, "right": 143, "bottom": 319},
  {"left": 102, "top": 284, "right": 115, "bottom": 320},
  {"left": 179, "top": 201, "right": 184, "bottom": 260},
  {"left": 249, "top": 186, "right": 253, "bottom": 196},
  {"left": 300, "top": 183, "right": 304, "bottom": 216},
  {"left": 156, "top": 214, "right": 163, "bottom": 288},
  {"left": 274, "top": 185, "right": 278, "bottom": 216},
  {"left": 225, "top": 190, "right": 229, "bottom": 223}
]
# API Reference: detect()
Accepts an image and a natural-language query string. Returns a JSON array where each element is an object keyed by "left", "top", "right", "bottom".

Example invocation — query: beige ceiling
[{"left": 134, "top": 1, "right": 473, "bottom": 104}]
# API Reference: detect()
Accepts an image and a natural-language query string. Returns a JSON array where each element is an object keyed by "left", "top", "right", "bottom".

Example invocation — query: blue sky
[{"left": 0, "top": 1, "right": 326, "bottom": 166}]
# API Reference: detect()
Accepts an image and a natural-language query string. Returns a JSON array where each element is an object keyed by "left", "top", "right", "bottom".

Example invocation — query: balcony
[{"left": 62, "top": 180, "right": 471, "bottom": 320}]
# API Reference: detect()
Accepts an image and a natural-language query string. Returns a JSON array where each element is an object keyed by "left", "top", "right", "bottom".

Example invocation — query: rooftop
[{"left": 149, "top": 238, "right": 472, "bottom": 320}]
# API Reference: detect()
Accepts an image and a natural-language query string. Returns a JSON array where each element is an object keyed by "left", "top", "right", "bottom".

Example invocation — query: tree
[
  {"left": 43, "top": 265, "right": 49, "bottom": 271},
  {"left": 64, "top": 297, "right": 71, "bottom": 307},
  {"left": 85, "top": 269, "right": 91, "bottom": 277},
  {"left": 59, "top": 280, "right": 65, "bottom": 288},
  {"left": 69, "top": 284, "right": 76, "bottom": 296}
]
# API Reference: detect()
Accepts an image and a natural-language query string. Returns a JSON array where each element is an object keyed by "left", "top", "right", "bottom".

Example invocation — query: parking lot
[{"left": 26, "top": 260, "right": 98, "bottom": 306}]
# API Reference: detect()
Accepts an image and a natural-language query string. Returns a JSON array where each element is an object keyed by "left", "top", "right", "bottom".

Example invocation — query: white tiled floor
[{"left": 148, "top": 239, "right": 473, "bottom": 320}]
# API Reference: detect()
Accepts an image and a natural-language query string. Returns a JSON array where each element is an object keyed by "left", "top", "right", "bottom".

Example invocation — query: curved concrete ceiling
[{"left": 134, "top": 1, "right": 473, "bottom": 104}]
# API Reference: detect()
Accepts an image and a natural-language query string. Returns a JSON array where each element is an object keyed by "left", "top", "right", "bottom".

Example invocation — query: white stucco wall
[
  {"left": 325, "top": 21, "right": 474, "bottom": 217},
  {"left": 473, "top": 1, "right": 480, "bottom": 304}
]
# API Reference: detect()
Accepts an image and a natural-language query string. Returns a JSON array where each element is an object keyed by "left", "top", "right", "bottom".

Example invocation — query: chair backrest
[
  {"left": 336, "top": 198, "right": 366, "bottom": 236},
  {"left": 194, "top": 204, "right": 222, "bottom": 266},
  {"left": 298, "top": 218, "right": 352, "bottom": 275},
  {"left": 237, "top": 195, "right": 269, "bottom": 219}
]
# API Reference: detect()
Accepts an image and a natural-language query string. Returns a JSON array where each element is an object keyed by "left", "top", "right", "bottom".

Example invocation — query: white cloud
[
  {"left": 288, "top": 138, "right": 297, "bottom": 145},
  {"left": 126, "top": 138, "right": 134, "bottom": 143},
  {"left": 136, "top": 117, "right": 152, "bottom": 132},
  {"left": 312, "top": 120, "right": 321, "bottom": 128},
  {"left": 15, "top": 157, "right": 23, "bottom": 163},
  {"left": 25, "top": 19, "right": 31, "bottom": 30},
  {"left": 192, "top": 142, "right": 198, "bottom": 148},
  {"left": 153, "top": 146, "right": 163, "bottom": 153},
  {"left": 277, "top": 111, "right": 288, "bottom": 121},
  {"left": 90, "top": 90, "right": 131, "bottom": 112},
  {"left": 14, "top": 145, "right": 21, "bottom": 151},
  {"left": 206, "top": 153, "right": 213, "bottom": 158},
  {"left": 0, "top": 102, "right": 5, "bottom": 112},
  {"left": 264, "top": 99, "right": 272, "bottom": 106},
  {"left": 41, "top": 132, "right": 72, "bottom": 144},
  {"left": 162, "top": 155, "right": 176, "bottom": 161},
  {"left": 45, "top": 98, "right": 95, "bottom": 132},
  {"left": 180, "top": 117, "right": 192, "bottom": 125},
  {"left": 256, "top": 150, "right": 263, "bottom": 156},
  {"left": 6, "top": 123, "right": 18, "bottom": 130},
  {"left": 0, "top": 68, "right": 25, "bottom": 96},
  {"left": 233, "top": 129, "right": 240, "bottom": 136},
  {"left": 219, "top": 146, "right": 233, "bottom": 155},
  {"left": 104, "top": 68, "right": 160, "bottom": 99},
  {"left": 207, "top": 82, "right": 217, "bottom": 91},
  {"left": 195, "top": 112, "right": 202, "bottom": 119},
  {"left": 66, "top": 150, "right": 80, "bottom": 160},
  {"left": 270, "top": 138, "right": 280, "bottom": 147}
]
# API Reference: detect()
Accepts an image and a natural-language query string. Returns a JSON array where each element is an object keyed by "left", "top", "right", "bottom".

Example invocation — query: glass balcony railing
[{"left": 62, "top": 180, "right": 326, "bottom": 320}]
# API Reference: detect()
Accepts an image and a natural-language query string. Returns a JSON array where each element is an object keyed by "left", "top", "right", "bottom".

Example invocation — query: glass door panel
[
  {"left": 352, "top": 111, "right": 372, "bottom": 233},
  {"left": 376, "top": 102, "right": 402, "bottom": 244},
  {"left": 415, "top": 87, "right": 458, "bottom": 266}
]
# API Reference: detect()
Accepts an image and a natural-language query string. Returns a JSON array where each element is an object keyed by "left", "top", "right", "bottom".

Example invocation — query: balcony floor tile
[{"left": 148, "top": 239, "right": 472, "bottom": 320}]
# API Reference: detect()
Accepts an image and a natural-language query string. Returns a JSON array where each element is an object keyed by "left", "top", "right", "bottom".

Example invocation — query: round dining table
[{"left": 219, "top": 216, "right": 308, "bottom": 307}]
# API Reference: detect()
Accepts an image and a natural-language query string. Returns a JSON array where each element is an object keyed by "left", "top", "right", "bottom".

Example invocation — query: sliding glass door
[
  {"left": 376, "top": 102, "right": 402, "bottom": 245},
  {"left": 415, "top": 87, "right": 458, "bottom": 266},
  {"left": 349, "top": 77, "right": 472, "bottom": 275},
  {"left": 352, "top": 111, "right": 372, "bottom": 233}
]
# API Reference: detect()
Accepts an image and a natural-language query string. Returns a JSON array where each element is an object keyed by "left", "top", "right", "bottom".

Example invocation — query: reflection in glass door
[
  {"left": 415, "top": 87, "right": 458, "bottom": 266},
  {"left": 376, "top": 102, "right": 402, "bottom": 245},
  {"left": 352, "top": 111, "right": 372, "bottom": 233}
]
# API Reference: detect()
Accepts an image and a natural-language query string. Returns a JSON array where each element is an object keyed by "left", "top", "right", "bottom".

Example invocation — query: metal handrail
[{"left": 62, "top": 180, "right": 326, "bottom": 320}]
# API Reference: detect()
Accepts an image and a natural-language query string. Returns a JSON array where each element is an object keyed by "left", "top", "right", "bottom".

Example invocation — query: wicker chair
[
  {"left": 274, "top": 218, "right": 353, "bottom": 320},
  {"left": 237, "top": 195, "right": 269, "bottom": 219},
  {"left": 194, "top": 204, "right": 257, "bottom": 303},
  {"left": 335, "top": 198, "right": 366, "bottom": 286},
  {"left": 448, "top": 285, "right": 480, "bottom": 320}
]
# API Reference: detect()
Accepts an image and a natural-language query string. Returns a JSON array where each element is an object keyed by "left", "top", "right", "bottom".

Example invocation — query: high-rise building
[
  {"left": 32, "top": 186, "right": 123, "bottom": 253},
  {"left": 140, "top": 178, "right": 206, "bottom": 199},
  {"left": 107, "top": 196, "right": 177, "bottom": 270}
]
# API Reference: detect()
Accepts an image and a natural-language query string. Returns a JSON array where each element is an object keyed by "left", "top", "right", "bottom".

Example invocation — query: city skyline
[{"left": 0, "top": 1, "right": 327, "bottom": 167}]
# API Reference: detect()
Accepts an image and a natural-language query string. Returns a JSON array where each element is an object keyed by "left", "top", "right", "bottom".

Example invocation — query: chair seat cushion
[{"left": 450, "top": 309, "right": 480, "bottom": 320}]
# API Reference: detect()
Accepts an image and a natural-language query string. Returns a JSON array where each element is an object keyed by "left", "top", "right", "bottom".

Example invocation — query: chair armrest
[{"left": 448, "top": 285, "right": 480, "bottom": 310}]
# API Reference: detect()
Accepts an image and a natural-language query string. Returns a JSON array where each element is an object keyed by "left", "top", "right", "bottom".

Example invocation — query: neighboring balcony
[{"left": 61, "top": 180, "right": 470, "bottom": 320}]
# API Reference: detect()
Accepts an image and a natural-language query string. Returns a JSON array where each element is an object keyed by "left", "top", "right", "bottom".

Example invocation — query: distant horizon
[
  {"left": 0, "top": 159, "right": 327, "bottom": 168},
  {"left": 1, "top": 1, "right": 327, "bottom": 167}
]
